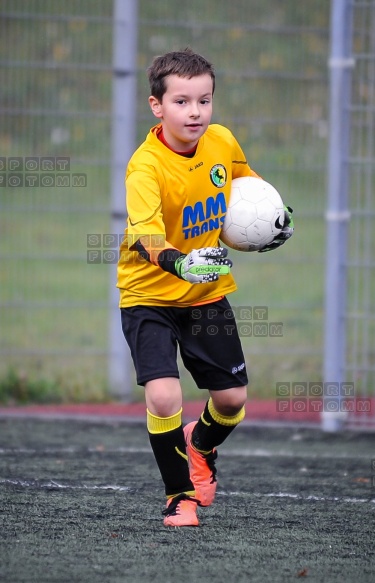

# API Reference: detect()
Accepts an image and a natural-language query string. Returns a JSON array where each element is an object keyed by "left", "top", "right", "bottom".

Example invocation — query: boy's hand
[
  {"left": 259, "top": 206, "right": 294, "bottom": 253},
  {"left": 175, "top": 247, "right": 233, "bottom": 284}
]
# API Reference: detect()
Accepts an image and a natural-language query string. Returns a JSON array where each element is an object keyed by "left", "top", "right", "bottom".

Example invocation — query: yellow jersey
[{"left": 117, "top": 123, "right": 260, "bottom": 307}]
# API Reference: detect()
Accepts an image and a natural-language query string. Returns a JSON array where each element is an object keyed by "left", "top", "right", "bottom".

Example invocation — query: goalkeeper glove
[
  {"left": 174, "top": 247, "right": 233, "bottom": 284},
  {"left": 259, "top": 206, "right": 294, "bottom": 253}
]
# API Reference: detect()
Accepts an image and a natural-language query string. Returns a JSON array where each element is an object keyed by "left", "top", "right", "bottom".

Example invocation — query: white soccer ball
[{"left": 220, "top": 176, "right": 285, "bottom": 252}]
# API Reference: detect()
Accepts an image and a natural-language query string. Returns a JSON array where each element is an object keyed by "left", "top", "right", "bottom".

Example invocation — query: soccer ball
[{"left": 220, "top": 176, "right": 285, "bottom": 252}]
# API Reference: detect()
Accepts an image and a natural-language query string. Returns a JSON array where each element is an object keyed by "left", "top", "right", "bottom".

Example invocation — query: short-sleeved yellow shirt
[{"left": 117, "top": 123, "right": 260, "bottom": 307}]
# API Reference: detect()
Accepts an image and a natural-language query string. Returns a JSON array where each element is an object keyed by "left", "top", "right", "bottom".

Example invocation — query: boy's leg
[
  {"left": 146, "top": 378, "right": 199, "bottom": 526},
  {"left": 184, "top": 386, "right": 246, "bottom": 506},
  {"left": 146, "top": 378, "right": 194, "bottom": 497},
  {"left": 179, "top": 298, "right": 249, "bottom": 505},
  {"left": 121, "top": 307, "right": 199, "bottom": 525}
]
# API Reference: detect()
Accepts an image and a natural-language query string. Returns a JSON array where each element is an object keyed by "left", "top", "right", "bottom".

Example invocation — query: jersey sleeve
[
  {"left": 231, "top": 134, "right": 262, "bottom": 180},
  {"left": 126, "top": 168, "right": 164, "bottom": 237},
  {"left": 125, "top": 167, "right": 179, "bottom": 265}
]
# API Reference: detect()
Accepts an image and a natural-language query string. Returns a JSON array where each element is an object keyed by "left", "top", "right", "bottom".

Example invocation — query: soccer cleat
[
  {"left": 162, "top": 493, "right": 200, "bottom": 527},
  {"left": 183, "top": 421, "right": 218, "bottom": 507}
]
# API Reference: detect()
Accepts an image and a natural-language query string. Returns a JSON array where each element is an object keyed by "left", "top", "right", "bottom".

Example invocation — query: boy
[{"left": 117, "top": 48, "right": 293, "bottom": 527}]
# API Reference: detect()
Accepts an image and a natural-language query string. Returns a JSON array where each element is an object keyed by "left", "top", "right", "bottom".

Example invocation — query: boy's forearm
[{"left": 134, "top": 239, "right": 183, "bottom": 277}]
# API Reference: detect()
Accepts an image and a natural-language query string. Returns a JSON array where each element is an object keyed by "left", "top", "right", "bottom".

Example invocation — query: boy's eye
[{"left": 174, "top": 98, "right": 211, "bottom": 105}]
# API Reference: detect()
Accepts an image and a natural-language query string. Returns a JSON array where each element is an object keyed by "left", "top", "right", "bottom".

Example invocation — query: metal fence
[
  {"left": 0, "top": 0, "right": 115, "bottom": 401},
  {"left": 0, "top": 1, "right": 373, "bottom": 426},
  {"left": 344, "top": 0, "right": 375, "bottom": 429}
]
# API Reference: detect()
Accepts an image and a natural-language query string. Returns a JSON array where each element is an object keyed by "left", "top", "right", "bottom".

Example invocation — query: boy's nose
[{"left": 189, "top": 103, "right": 200, "bottom": 117}]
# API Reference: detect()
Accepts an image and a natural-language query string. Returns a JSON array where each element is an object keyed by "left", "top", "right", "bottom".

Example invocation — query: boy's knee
[
  {"left": 145, "top": 377, "right": 182, "bottom": 417},
  {"left": 210, "top": 386, "right": 247, "bottom": 417}
]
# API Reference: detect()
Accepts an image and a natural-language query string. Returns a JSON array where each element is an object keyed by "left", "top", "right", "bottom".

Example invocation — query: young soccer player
[{"left": 117, "top": 48, "right": 293, "bottom": 527}]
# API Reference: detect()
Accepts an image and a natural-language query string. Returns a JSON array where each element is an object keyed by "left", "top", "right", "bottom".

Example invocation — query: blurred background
[{"left": 0, "top": 1, "right": 374, "bottom": 429}]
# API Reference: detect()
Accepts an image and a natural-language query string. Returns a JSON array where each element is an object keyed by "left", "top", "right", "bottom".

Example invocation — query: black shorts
[{"left": 120, "top": 297, "right": 248, "bottom": 390}]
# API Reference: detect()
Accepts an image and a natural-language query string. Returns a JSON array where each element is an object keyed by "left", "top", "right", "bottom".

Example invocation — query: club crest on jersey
[{"left": 210, "top": 164, "right": 227, "bottom": 188}]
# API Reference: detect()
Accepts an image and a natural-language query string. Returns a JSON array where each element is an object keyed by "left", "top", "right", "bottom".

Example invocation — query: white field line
[
  {"left": 0, "top": 446, "right": 371, "bottom": 460},
  {"left": 0, "top": 446, "right": 151, "bottom": 455},
  {"left": 0, "top": 477, "right": 132, "bottom": 491},
  {"left": 217, "top": 491, "right": 375, "bottom": 504},
  {"left": 1, "top": 477, "right": 374, "bottom": 505}
]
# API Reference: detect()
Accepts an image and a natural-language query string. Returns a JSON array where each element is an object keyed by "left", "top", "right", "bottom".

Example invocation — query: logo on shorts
[
  {"left": 232, "top": 362, "right": 245, "bottom": 374},
  {"left": 210, "top": 164, "right": 227, "bottom": 187}
]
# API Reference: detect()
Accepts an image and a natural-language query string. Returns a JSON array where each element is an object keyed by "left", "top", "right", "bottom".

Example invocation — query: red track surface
[
  {"left": 1, "top": 398, "right": 373, "bottom": 424},
  {"left": 0, "top": 399, "right": 321, "bottom": 423}
]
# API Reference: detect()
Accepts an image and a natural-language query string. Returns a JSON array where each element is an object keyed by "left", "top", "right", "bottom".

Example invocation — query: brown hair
[{"left": 147, "top": 48, "right": 215, "bottom": 101}]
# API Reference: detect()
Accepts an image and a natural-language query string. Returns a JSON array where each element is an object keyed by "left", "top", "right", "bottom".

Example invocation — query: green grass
[{"left": 0, "top": 367, "right": 111, "bottom": 405}]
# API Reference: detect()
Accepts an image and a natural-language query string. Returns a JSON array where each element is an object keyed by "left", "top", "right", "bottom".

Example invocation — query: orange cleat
[
  {"left": 162, "top": 493, "right": 200, "bottom": 527},
  {"left": 183, "top": 421, "right": 218, "bottom": 507}
]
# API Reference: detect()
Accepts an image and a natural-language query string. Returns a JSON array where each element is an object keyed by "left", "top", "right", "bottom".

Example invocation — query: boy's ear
[{"left": 149, "top": 96, "right": 163, "bottom": 119}]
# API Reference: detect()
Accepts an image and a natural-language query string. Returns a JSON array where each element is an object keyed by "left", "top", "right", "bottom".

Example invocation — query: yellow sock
[
  {"left": 207, "top": 397, "right": 245, "bottom": 426},
  {"left": 147, "top": 408, "right": 182, "bottom": 434},
  {"left": 191, "top": 397, "right": 246, "bottom": 454}
]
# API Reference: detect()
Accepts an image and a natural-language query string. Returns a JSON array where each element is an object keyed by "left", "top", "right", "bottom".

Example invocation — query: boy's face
[{"left": 149, "top": 74, "right": 213, "bottom": 152}]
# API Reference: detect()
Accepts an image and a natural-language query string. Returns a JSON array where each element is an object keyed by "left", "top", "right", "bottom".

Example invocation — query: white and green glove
[
  {"left": 259, "top": 206, "right": 294, "bottom": 253},
  {"left": 175, "top": 247, "right": 232, "bottom": 284}
]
